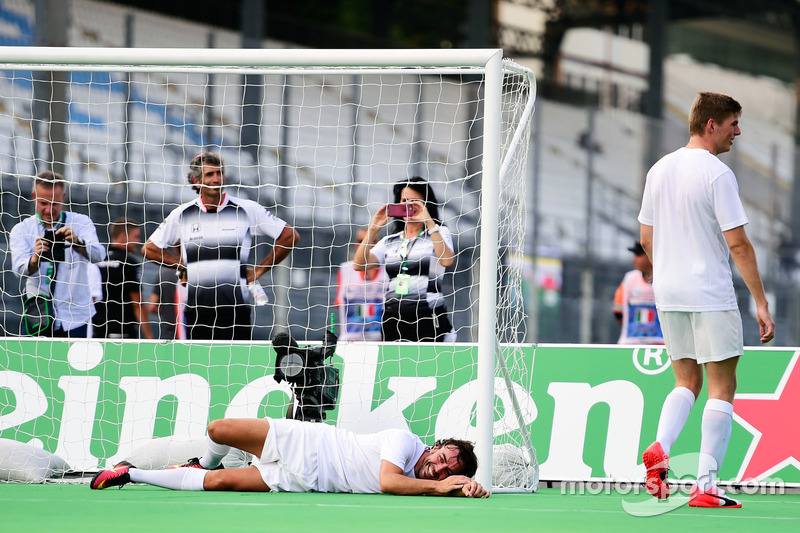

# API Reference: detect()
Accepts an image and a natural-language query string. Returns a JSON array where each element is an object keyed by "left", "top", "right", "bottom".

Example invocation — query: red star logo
[{"left": 733, "top": 352, "right": 800, "bottom": 481}]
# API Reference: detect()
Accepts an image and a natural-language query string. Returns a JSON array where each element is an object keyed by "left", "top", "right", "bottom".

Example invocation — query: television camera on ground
[{"left": 272, "top": 330, "right": 341, "bottom": 422}]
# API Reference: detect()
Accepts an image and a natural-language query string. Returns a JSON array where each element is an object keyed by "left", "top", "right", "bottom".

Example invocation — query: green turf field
[{"left": 2, "top": 484, "right": 798, "bottom": 532}]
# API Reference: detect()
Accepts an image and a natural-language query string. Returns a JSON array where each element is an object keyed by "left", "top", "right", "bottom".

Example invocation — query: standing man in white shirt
[
  {"left": 142, "top": 152, "right": 299, "bottom": 340},
  {"left": 10, "top": 171, "right": 106, "bottom": 337},
  {"left": 638, "top": 92, "right": 775, "bottom": 508}
]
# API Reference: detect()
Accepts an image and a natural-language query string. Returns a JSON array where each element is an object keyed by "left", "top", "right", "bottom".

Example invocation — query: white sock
[
  {"left": 199, "top": 435, "right": 231, "bottom": 469},
  {"left": 655, "top": 386, "right": 696, "bottom": 455},
  {"left": 128, "top": 467, "right": 207, "bottom": 491},
  {"left": 697, "top": 399, "right": 733, "bottom": 492}
]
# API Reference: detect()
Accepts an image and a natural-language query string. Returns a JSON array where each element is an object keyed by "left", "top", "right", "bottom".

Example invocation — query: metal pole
[
  {"left": 476, "top": 50, "right": 503, "bottom": 491},
  {"left": 789, "top": 12, "right": 800, "bottom": 278},
  {"left": 644, "top": 0, "right": 666, "bottom": 121},
  {"left": 527, "top": 106, "right": 542, "bottom": 342},
  {"left": 47, "top": 0, "right": 69, "bottom": 178},
  {"left": 579, "top": 108, "right": 596, "bottom": 344},
  {"left": 122, "top": 13, "right": 134, "bottom": 193},
  {"left": 204, "top": 31, "right": 216, "bottom": 151},
  {"left": 411, "top": 75, "right": 423, "bottom": 178},
  {"left": 348, "top": 75, "right": 361, "bottom": 226},
  {"left": 240, "top": 0, "right": 264, "bottom": 162},
  {"left": 271, "top": 74, "right": 291, "bottom": 333},
  {"left": 33, "top": 0, "right": 70, "bottom": 177}
]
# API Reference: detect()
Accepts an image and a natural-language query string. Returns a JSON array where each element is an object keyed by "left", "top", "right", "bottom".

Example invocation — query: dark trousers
[
  {"left": 382, "top": 300, "right": 451, "bottom": 342},
  {"left": 53, "top": 324, "right": 89, "bottom": 338},
  {"left": 185, "top": 305, "right": 252, "bottom": 341}
]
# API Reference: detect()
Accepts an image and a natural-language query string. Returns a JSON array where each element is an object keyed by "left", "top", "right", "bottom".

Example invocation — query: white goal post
[{"left": 0, "top": 47, "right": 537, "bottom": 491}]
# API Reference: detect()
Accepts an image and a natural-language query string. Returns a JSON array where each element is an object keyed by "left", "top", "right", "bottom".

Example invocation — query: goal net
[{"left": 0, "top": 47, "right": 537, "bottom": 491}]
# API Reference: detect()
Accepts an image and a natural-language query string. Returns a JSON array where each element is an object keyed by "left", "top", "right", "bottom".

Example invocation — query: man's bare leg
[
  {"left": 193, "top": 418, "right": 271, "bottom": 469},
  {"left": 202, "top": 466, "right": 270, "bottom": 491},
  {"left": 704, "top": 357, "right": 739, "bottom": 403},
  {"left": 206, "top": 418, "right": 271, "bottom": 456}
]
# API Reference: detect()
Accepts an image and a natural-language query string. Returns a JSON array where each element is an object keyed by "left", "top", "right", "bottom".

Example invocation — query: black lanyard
[{"left": 399, "top": 229, "right": 424, "bottom": 273}]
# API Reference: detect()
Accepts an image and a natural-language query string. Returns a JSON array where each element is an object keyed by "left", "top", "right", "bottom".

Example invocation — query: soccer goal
[{"left": 0, "top": 47, "right": 537, "bottom": 491}]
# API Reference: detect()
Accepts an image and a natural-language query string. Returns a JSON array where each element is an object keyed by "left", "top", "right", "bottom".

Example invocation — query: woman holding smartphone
[{"left": 354, "top": 177, "right": 456, "bottom": 342}]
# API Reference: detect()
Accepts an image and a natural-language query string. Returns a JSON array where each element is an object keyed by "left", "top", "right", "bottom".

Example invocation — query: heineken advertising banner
[{"left": 0, "top": 339, "right": 797, "bottom": 485}]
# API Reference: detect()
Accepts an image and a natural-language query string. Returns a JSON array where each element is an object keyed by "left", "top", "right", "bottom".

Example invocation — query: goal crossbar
[{"left": 0, "top": 46, "right": 501, "bottom": 68}]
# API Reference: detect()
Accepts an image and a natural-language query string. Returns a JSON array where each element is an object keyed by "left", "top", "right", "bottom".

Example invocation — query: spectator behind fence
[
  {"left": 335, "top": 227, "right": 389, "bottom": 341},
  {"left": 93, "top": 218, "right": 153, "bottom": 340},
  {"left": 354, "top": 177, "right": 456, "bottom": 342},
  {"left": 142, "top": 151, "right": 299, "bottom": 340},
  {"left": 612, "top": 241, "right": 663, "bottom": 345},
  {"left": 10, "top": 171, "right": 106, "bottom": 338},
  {"left": 146, "top": 262, "right": 182, "bottom": 340}
]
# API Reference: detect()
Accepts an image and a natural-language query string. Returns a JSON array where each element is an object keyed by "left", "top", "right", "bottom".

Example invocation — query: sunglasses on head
[{"left": 191, "top": 152, "right": 220, "bottom": 165}]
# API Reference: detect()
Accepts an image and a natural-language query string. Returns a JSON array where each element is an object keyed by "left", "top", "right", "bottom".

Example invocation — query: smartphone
[{"left": 386, "top": 203, "right": 414, "bottom": 218}]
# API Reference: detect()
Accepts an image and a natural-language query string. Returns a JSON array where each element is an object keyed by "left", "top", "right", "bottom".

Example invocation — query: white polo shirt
[{"left": 148, "top": 194, "right": 286, "bottom": 311}]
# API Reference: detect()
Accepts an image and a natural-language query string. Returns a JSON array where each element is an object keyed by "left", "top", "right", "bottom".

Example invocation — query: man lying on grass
[{"left": 90, "top": 417, "right": 489, "bottom": 498}]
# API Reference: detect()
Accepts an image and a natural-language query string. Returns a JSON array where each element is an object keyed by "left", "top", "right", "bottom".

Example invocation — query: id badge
[{"left": 395, "top": 273, "right": 411, "bottom": 295}]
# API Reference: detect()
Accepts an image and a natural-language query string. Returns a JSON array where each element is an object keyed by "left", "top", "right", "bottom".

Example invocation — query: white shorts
[
  {"left": 658, "top": 310, "right": 743, "bottom": 364},
  {"left": 253, "top": 417, "right": 326, "bottom": 492}
]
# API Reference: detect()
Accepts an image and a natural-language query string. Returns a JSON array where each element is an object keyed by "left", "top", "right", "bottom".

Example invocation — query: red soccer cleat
[
  {"left": 642, "top": 441, "right": 670, "bottom": 499},
  {"left": 90, "top": 461, "right": 134, "bottom": 490},
  {"left": 689, "top": 485, "right": 742, "bottom": 508}
]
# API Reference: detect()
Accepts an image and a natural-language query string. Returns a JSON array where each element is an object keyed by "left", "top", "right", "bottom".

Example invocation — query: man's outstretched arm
[{"left": 378, "top": 461, "right": 489, "bottom": 498}]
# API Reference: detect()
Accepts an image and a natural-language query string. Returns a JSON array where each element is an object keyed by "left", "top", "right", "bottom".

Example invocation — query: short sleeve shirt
[
  {"left": 638, "top": 148, "right": 748, "bottom": 311},
  {"left": 148, "top": 194, "right": 286, "bottom": 310},
  {"left": 260, "top": 418, "right": 428, "bottom": 494}
]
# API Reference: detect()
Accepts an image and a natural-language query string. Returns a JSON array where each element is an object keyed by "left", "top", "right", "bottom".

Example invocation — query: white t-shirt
[
  {"left": 259, "top": 418, "right": 428, "bottom": 493},
  {"left": 638, "top": 147, "right": 748, "bottom": 311}
]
